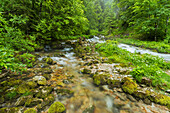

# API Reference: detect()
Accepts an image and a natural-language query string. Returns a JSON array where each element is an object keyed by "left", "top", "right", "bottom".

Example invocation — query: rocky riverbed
[{"left": 0, "top": 36, "right": 169, "bottom": 113}]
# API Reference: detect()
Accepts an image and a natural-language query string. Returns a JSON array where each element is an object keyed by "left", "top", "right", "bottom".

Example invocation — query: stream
[
  {"left": 89, "top": 36, "right": 170, "bottom": 61},
  {"left": 0, "top": 36, "right": 169, "bottom": 113},
  {"left": 38, "top": 43, "right": 118, "bottom": 113},
  {"left": 37, "top": 36, "right": 169, "bottom": 113}
]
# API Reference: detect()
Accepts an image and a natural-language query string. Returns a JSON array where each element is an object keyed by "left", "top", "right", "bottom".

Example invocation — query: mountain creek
[{"left": 0, "top": 36, "right": 169, "bottom": 113}]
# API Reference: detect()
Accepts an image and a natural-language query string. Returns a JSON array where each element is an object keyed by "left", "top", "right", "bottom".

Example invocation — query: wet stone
[
  {"left": 127, "top": 94, "right": 136, "bottom": 102},
  {"left": 143, "top": 98, "right": 151, "bottom": 105},
  {"left": 33, "top": 76, "right": 47, "bottom": 85},
  {"left": 114, "top": 99, "right": 127, "bottom": 107}
]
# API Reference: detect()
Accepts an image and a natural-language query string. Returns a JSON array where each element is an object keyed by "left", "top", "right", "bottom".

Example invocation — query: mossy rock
[
  {"left": 154, "top": 93, "right": 170, "bottom": 106},
  {"left": 0, "top": 96, "right": 4, "bottom": 104},
  {"left": 17, "top": 83, "right": 30, "bottom": 94},
  {"left": 81, "top": 68, "right": 91, "bottom": 74},
  {"left": 56, "top": 89, "right": 74, "bottom": 96},
  {"left": 24, "top": 108, "right": 37, "bottom": 113},
  {"left": 122, "top": 77, "right": 138, "bottom": 94},
  {"left": 37, "top": 94, "right": 55, "bottom": 110},
  {"left": 43, "top": 57, "right": 53, "bottom": 65},
  {"left": 133, "top": 89, "right": 150, "bottom": 99},
  {"left": 8, "top": 79, "right": 22, "bottom": 86},
  {"left": 0, "top": 107, "right": 20, "bottom": 113},
  {"left": 48, "top": 102, "right": 65, "bottom": 113},
  {"left": 33, "top": 76, "right": 47, "bottom": 85},
  {"left": 25, "top": 98, "right": 42, "bottom": 107},
  {"left": 93, "top": 74, "right": 110, "bottom": 86},
  {"left": 107, "top": 79, "right": 121, "bottom": 88},
  {"left": 42, "top": 74, "right": 51, "bottom": 80},
  {"left": 15, "top": 96, "right": 30, "bottom": 106},
  {"left": 26, "top": 81, "right": 37, "bottom": 88},
  {"left": 35, "top": 87, "right": 52, "bottom": 99}
]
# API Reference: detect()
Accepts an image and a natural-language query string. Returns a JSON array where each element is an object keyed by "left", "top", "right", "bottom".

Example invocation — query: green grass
[{"left": 95, "top": 40, "right": 170, "bottom": 89}]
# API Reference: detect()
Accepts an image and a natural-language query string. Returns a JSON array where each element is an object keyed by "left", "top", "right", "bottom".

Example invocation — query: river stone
[
  {"left": 25, "top": 98, "right": 42, "bottom": 107},
  {"left": 15, "top": 96, "right": 30, "bottom": 106},
  {"left": 114, "top": 98, "right": 126, "bottom": 107},
  {"left": 33, "top": 76, "right": 47, "bottom": 85},
  {"left": 24, "top": 108, "right": 37, "bottom": 113},
  {"left": 48, "top": 102, "right": 65, "bottom": 113},
  {"left": 143, "top": 98, "right": 151, "bottom": 105},
  {"left": 127, "top": 94, "right": 136, "bottom": 102}
]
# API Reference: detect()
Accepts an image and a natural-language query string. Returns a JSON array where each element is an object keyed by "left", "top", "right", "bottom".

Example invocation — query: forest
[{"left": 0, "top": 0, "right": 170, "bottom": 113}]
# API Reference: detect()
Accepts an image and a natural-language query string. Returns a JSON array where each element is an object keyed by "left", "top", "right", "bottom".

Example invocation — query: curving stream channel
[
  {"left": 38, "top": 45, "right": 118, "bottom": 113},
  {"left": 37, "top": 36, "right": 169, "bottom": 113}
]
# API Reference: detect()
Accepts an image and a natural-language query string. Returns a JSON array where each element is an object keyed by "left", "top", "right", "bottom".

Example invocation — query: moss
[
  {"left": 43, "top": 57, "right": 53, "bottom": 64},
  {"left": 0, "top": 108, "right": 7, "bottom": 113},
  {"left": 24, "top": 108, "right": 37, "bottom": 113},
  {"left": 0, "top": 96, "right": 4, "bottom": 104},
  {"left": 8, "top": 79, "right": 22, "bottom": 86},
  {"left": 81, "top": 68, "right": 91, "bottom": 74},
  {"left": 56, "top": 89, "right": 74, "bottom": 96},
  {"left": 154, "top": 94, "right": 170, "bottom": 106},
  {"left": 133, "top": 89, "right": 150, "bottom": 99},
  {"left": 6, "top": 91, "right": 18, "bottom": 100},
  {"left": 107, "top": 79, "right": 121, "bottom": 88},
  {"left": 42, "top": 74, "right": 51, "bottom": 80},
  {"left": 35, "top": 87, "right": 52, "bottom": 99},
  {"left": 122, "top": 77, "right": 138, "bottom": 94},
  {"left": 48, "top": 102, "right": 65, "bottom": 113},
  {"left": 25, "top": 98, "right": 42, "bottom": 107},
  {"left": 93, "top": 74, "right": 110, "bottom": 86},
  {"left": 26, "top": 81, "right": 37, "bottom": 88},
  {"left": 37, "top": 94, "right": 55, "bottom": 110},
  {"left": 17, "top": 83, "right": 30, "bottom": 94},
  {"left": 0, "top": 107, "right": 20, "bottom": 113}
]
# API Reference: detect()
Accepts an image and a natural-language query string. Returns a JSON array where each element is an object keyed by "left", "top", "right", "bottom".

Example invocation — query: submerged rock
[{"left": 48, "top": 101, "right": 65, "bottom": 113}]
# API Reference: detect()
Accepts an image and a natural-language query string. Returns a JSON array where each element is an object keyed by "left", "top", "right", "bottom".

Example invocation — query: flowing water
[
  {"left": 88, "top": 36, "right": 170, "bottom": 61},
  {"left": 38, "top": 43, "right": 118, "bottom": 113},
  {"left": 118, "top": 43, "right": 170, "bottom": 61},
  {"left": 37, "top": 36, "right": 169, "bottom": 113}
]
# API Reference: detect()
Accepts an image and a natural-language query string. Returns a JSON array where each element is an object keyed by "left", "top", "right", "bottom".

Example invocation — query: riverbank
[{"left": 0, "top": 36, "right": 169, "bottom": 113}]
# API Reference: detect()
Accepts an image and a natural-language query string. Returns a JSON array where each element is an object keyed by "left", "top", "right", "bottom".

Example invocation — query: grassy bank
[{"left": 95, "top": 40, "right": 170, "bottom": 89}]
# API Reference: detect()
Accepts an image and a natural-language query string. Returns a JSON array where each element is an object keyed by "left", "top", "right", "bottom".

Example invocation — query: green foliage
[
  {"left": 6, "top": 91, "right": 18, "bottom": 100},
  {"left": 96, "top": 40, "right": 170, "bottom": 88},
  {"left": 115, "top": 0, "right": 170, "bottom": 41},
  {"left": 131, "top": 65, "right": 170, "bottom": 88},
  {"left": 0, "top": 46, "right": 25, "bottom": 73}
]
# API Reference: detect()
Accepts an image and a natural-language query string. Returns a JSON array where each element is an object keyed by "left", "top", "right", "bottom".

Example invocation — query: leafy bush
[{"left": 0, "top": 46, "right": 25, "bottom": 73}]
